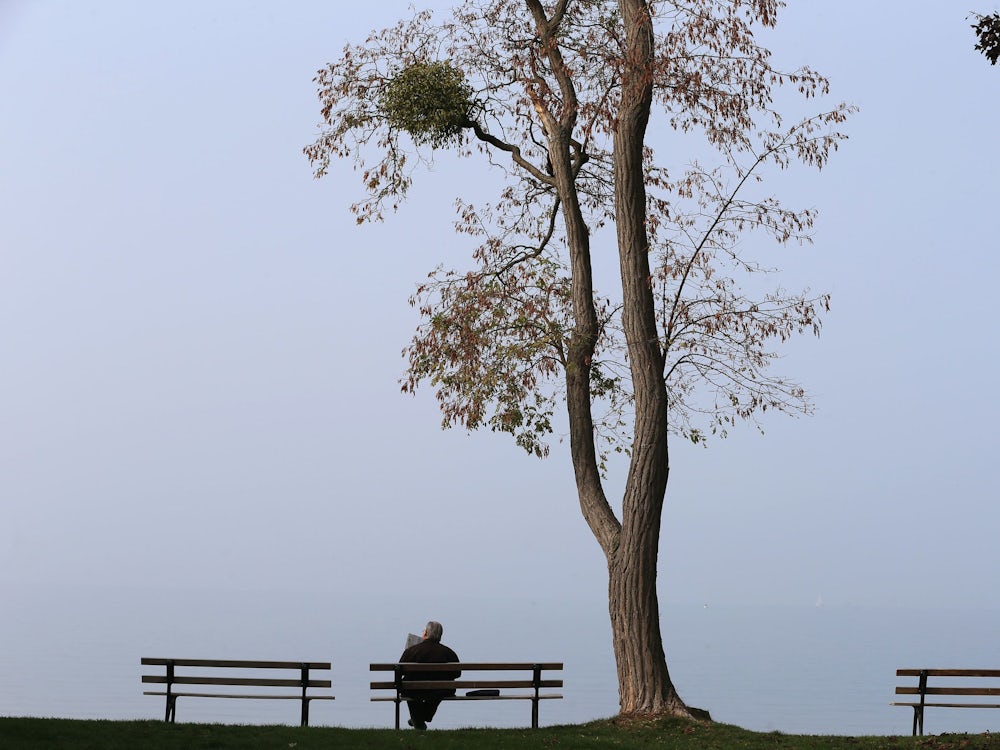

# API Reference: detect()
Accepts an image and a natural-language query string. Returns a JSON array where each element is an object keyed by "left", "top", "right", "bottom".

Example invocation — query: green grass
[{"left": 1, "top": 717, "right": 998, "bottom": 750}]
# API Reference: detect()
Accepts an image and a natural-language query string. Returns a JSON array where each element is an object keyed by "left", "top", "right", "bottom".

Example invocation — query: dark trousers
[{"left": 404, "top": 690, "right": 453, "bottom": 725}]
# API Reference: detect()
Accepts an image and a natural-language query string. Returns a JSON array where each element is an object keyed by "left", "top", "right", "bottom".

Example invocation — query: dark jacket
[{"left": 399, "top": 639, "right": 461, "bottom": 695}]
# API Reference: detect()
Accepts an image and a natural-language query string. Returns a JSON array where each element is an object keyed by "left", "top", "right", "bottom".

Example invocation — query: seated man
[{"left": 399, "top": 620, "right": 460, "bottom": 730}]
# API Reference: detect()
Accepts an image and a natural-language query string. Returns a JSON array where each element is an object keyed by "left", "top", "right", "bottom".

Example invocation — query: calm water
[{"left": 2, "top": 584, "right": 998, "bottom": 736}]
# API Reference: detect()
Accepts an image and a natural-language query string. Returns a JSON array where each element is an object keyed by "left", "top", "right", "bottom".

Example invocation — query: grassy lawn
[{"left": 1, "top": 717, "right": 998, "bottom": 750}]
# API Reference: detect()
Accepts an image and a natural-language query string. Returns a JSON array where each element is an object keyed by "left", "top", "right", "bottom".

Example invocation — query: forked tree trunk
[
  {"left": 603, "top": 0, "right": 700, "bottom": 719},
  {"left": 541, "top": 0, "right": 705, "bottom": 720}
]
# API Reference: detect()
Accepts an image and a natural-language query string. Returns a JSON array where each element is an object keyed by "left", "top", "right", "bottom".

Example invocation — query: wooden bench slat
[
  {"left": 370, "top": 662, "right": 562, "bottom": 671},
  {"left": 897, "top": 669, "right": 1000, "bottom": 678},
  {"left": 143, "top": 676, "right": 331, "bottom": 688},
  {"left": 144, "top": 691, "right": 336, "bottom": 700},
  {"left": 372, "top": 694, "right": 563, "bottom": 702},
  {"left": 142, "top": 658, "right": 330, "bottom": 670},
  {"left": 370, "top": 679, "right": 562, "bottom": 690},
  {"left": 896, "top": 686, "right": 1000, "bottom": 697},
  {"left": 895, "top": 703, "right": 1000, "bottom": 710}
]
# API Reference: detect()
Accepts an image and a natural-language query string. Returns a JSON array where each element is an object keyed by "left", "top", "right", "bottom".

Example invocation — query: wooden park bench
[
  {"left": 141, "top": 658, "right": 334, "bottom": 726},
  {"left": 370, "top": 661, "right": 563, "bottom": 729},
  {"left": 892, "top": 668, "right": 1000, "bottom": 735}
]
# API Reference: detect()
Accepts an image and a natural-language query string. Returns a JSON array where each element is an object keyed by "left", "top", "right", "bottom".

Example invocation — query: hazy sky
[{"left": 2, "top": 0, "right": 998, "bottom": 617}]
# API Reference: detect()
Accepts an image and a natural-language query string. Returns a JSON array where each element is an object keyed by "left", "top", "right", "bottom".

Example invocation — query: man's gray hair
[{"left": 425, "top": 621, "right": 443, "bottom": 642}]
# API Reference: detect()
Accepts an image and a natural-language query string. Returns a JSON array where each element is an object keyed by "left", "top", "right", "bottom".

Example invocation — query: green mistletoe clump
[{"left": 379, "top": 60, "right": 473, "bottom": 148}]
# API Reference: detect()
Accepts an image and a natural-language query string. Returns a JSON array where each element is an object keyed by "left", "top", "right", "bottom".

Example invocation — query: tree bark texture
[
  {"left": 534, "top": 0, "right": 697, "bottom": 719},
  {"left": 605, "top": 0, "right": 690, "bottom": 717}
]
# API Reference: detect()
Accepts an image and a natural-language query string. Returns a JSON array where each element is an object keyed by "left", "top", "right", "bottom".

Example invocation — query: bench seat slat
[
  {"left": 144, "top": 691, "right": 335, "bottom": 700},
  {"left": 372, "top": 694, "right": 563, "bottom": 702}
]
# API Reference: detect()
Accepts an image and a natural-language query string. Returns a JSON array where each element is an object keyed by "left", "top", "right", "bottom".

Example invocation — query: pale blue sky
[{"left": 1, "top": 0, "right": 998, "bottom": 617}]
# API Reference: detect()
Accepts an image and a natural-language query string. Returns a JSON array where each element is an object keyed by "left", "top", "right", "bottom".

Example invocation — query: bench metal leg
[
  {"left": 164, "top": 661, "right": 176, "bottom": 723},
  {"left": 914, "top": 669, "right": 927, "bottom": 736},
  {"left": 531, "top": 664, "right": 541, "bottom": 728},
  {"left": 299, "top": 666, "right": 311, "bottom": 727}
]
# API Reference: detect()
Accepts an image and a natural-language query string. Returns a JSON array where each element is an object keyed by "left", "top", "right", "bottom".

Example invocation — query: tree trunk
[
  {"left": 603, "top": 0, "right": 699, "bottom": 719},
  {"left": 541, "top": 0, "right": 706, "bottom": 720},
  {"left": 609, "top": 535, "right": 685, "bottom": 716}
]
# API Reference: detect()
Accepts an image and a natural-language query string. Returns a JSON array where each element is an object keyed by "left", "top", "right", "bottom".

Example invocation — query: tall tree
[
  {"left": 972, "top": 12, "right": 1000, "bottom": 65},
  {"left": 307, "top": 0, "right": 852, "bottom": 718}
]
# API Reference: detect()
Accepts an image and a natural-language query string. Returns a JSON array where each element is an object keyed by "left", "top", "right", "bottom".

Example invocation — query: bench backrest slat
[
  {"left": 143, "top": 676, "right": 332, "bottom": 688},
  {"left": 371, "top": 679, "right": 563, "bottom": 690},
  {"left": 370, "top": 662, "right": 562, "bottom": 671},
  {"left": 897, "top": 669, "right": 1000, "bottom": 679},
  {"left": 142, "top": 658, "right": 330, "bottom": 670},
  {"left": 896, "top": 686, "right": 1000, "bottom": 697}
]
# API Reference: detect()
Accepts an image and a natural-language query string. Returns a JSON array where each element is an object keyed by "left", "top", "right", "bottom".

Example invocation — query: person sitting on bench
[{"left": 399, "top": 620, "right": 460, "bottom": 730}]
